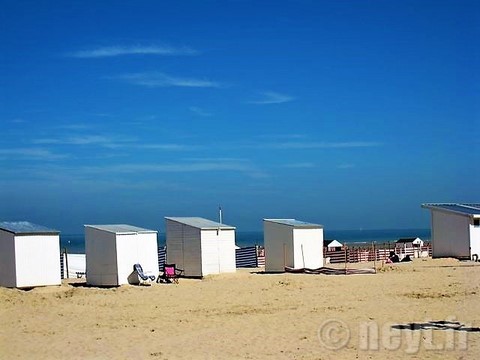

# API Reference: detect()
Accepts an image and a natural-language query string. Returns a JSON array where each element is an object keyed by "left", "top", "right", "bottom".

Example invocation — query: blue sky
[{"left": 1, "top": 0, "right": 478, "bottom": 233}]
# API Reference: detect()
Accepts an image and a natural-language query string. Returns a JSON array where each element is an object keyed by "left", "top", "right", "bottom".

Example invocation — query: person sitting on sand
[{"left": 389, "top": 251, "right": 400, "bottom": 263}]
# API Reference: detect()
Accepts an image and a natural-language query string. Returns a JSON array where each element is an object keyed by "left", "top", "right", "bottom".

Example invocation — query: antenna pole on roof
[{"left": 217, "top": 206, "right": 223, "bottom": 236}]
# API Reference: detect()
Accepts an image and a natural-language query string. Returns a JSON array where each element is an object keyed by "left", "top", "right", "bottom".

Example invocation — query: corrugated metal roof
[
  {"left": 422, "top": 203, "right": 480, "bottom": 217},
  {"left": 264, "top": 219, "right": 323, "bottom": 228},
  {"left": 0, "top": 221, "right": 60, "bottom": 235},
  {"left": 85, "top": 224, "right": 157, "bottom": 234},
  {"left": 165, "top": 217, "right": 236, "bottom": 230}
]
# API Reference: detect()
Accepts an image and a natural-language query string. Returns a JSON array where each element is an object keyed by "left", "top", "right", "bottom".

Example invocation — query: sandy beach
[{"left": 0, "top": 258, "right": 479, "bottom": 359}]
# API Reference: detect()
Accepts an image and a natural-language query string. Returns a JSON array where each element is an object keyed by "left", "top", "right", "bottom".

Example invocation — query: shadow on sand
[{"left": 392, "top": 320, "right": 480, "bottom": 333}]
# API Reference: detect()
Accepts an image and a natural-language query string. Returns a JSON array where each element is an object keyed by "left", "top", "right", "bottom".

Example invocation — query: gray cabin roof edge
[
  {"left": 421, "top": 203, "right": 480, "bottom": 218},
  {"left": 84, "top": 224, "right": 158, "bottom": 234},
  {"left": 165, "top": 217, "right": 236, "bottom": 230},
  {"left": 0, "top": 221, "right": 60, "bottom": 235},
  {"left": 263, "top": 218, "right": 323, "bottom": 229}
]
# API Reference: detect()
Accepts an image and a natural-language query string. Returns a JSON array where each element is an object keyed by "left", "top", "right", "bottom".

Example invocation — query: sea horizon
[{"left": 60, "top": 228, "right": 431, "bottom": 254}]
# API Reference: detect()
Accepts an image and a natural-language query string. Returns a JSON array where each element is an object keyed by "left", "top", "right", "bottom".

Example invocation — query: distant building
[
  {"left": 422, "top": 203, "right": 480, "bottom": 260},
  {"left": 165, "top": 217, "right": 236, "bottom": 277},
  {"left": 264, "top": 219, "right": 323, "bottom": 272},
  {"left": 0, "top": 221, "right": 61, "bottom": 288},
  {"left": 324, "top": 239, "right": 343, "bottom": 251},
  {"left": 395, "top": 237, "right": 425, "bottom": 259},
  {"left": 396, "top": 237, "right": 424, "bottom": 248}
]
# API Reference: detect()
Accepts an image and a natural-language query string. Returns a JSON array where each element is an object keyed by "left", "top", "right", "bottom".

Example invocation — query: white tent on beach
[
  {"left": 165, "top": 217, "right": 236, "bottom": 277},
  {"left": 0, "top": 221, "right": 61, "bottom": 288},
  {"left": 85, "top": 224, "right": 159, "bottom": 286},
  {"left": 264, "top": 219, "right": 324, "bottom": 272}
]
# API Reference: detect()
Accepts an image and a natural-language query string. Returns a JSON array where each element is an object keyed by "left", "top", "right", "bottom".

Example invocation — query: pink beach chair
[{"left": 156, "top": 264, "right": 183, "bottom": 284}]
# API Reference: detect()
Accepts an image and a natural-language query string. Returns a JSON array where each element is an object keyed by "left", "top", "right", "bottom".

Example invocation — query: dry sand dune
[{"left": 1, "top": 258, "right": 479, "bottom": 359}]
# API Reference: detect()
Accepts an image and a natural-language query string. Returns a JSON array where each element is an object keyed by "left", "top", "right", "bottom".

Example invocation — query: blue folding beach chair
[{"left": 133, "top": 263, "right": 155, "bottom": 284}]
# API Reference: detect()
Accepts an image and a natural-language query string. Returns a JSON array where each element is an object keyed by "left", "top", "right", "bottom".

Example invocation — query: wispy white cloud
[
  {"left": 114, "top": 72, "right": 221, "bottom": 88},
  {"left": 138, "top": 143, "right": 199, "bottom": 151},
  {"left": 9, "top": 118, "right": 27, "bottom": 124},
  {"left": 257, "top": 134, "right": 306, "bottom": 140},
  {"left": 0, "top": 148, "right": 67, "bottom": 160},
  {"left": 34, "top": 134, "right": 197, "bottom": 152},
  {"left": 68, "top": 45, "right": 198, "bottom": 58},
  {"left": 189, "top": 107, "right": 212, "bottom": 117},
  {"left": 33, "top": 135, "right": 137, "bottom": 148},
  {"left": 81, "top": 158, "right": 267, "bottom": 178},
  {"left": 248, "top": 91, "right": 295, "bottom": 104},
  {"left": 96, "top": 162, "right": 250, "bottom": 173},
  {"left": 56, "top": 123, "right": 95, "bottom": 130},
  {"left": 253, "top": 141, "right": 381, "bottom": 150},
  {"left": 281, "top": 162, "right": 316, "bottom": 168},
  {"left": 337, "top": 164, "right": 356, "bottom": 169}
]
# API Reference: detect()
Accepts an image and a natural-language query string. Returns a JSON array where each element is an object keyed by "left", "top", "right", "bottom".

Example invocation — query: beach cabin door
[{"left": 201, "top": 230, "right": 221, "bottom": 275}]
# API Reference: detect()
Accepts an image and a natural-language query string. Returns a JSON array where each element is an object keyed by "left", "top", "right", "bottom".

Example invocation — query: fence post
[{"left": 63, "top": 247, "right": 69, "bottom": 279}]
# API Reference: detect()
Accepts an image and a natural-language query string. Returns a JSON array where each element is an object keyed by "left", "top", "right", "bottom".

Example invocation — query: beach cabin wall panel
[
  {"left": 0, "top": 231, "right": 16, "bottom": 287},
  {"left": 15, "top": 235, "right": 61, "bottom": 288},
  {"left": 201, "top": 229, "right": 236, "bottom": 276},
  {"left": 166, "top": 221, "right": 203, "bottom": 277},
  {"left": 217, "top": 230, "right": 236, "bottom": 273},
  {"left": 293, "top": 228, "right": 323, "bottom": 269},
  {"left": 431, "top": 211, "right": 470, "bottom": 258},
  {"left": 470, "top": 225, "right": 480, "bottom": 259},
  {"left": 166, "top": 220, "right": 186, "bottom": 271},
  {"left": 264, "top": 222, "right": 294, "bottom": 272},
  {"left": 183, "top": 226, "right": 202, "bottom": 277},
  {"left": 85, "top": 228, "right": 119, "bottom": 286},
  {"left": 201, "top": 230, "right": 220, "bottom": 275},
  {"left": 115, "top": 233, "right": 159, "bottom": 285}
]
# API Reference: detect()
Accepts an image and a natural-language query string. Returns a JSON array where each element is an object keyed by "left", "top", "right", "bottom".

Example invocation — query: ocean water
[{"left": 60, "top": 228, "right": 430, "bottom": 254}]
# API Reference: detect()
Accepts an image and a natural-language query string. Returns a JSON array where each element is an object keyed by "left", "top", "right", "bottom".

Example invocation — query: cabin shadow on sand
[{"left": 392, "top": 320, "right": 480, "bottom": 332}]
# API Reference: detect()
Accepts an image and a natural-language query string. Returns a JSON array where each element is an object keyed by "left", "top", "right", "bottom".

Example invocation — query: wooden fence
[
  {"left": 158, "top": 245, "right": 265, "bottom": 269},
  {"left": 235, "top": 246, "right": 265, "bottom": 267},
  {"left": 61, "top": 242, "right": 426, "bottom": 278},
  {"left": 158, "top": 246, "right": 166, "bottom": 270},
  {"left": 325, "top": 243, "right": 432, "bottom": 264}
]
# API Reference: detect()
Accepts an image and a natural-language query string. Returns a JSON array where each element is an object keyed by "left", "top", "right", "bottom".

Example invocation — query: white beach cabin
[
  {"left": 85, "top": 224, "right": 159, "bottom": 286},
  {"left": 422, "top": 203, "right": 480, "bottom": 260},
  {"left": 165, "top": 217, "right": 236, "bottom": 277},
  {"left": 0, "top": 221, "right": 61, "bottom": 288},
  {"left": 264, "top": 219, "right": 324, "bottom": 272}
]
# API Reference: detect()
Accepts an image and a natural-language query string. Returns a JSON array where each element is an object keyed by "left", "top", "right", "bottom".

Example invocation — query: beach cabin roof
[
  {"left": 165, "top": 217, "right": 235, "bottom": 230},
  {"left": 263, "top": 219, "right": 323, "bottom": 229},
  {"left": 421, "top": 203, "right": 480, "bottom": 218},
  {"left": 396, "top": 237, "right": 419, "bottom": 243},
  {"left": 0, "top": 221, "right": 59, "bottom": 235},
  {"left": 84, "top": 224, "right": 157, "bottom": 234}
]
